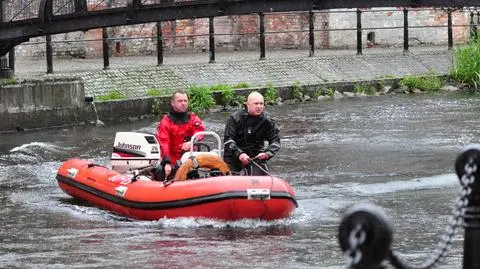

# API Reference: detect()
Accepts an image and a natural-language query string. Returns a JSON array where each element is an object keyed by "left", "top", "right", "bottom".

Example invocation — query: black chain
[
  {"left": 389, "top": 158, "right": 476, "bottom": 269},
  {"left": 346, "top": 224, "right": 367, "bottom": 269}
]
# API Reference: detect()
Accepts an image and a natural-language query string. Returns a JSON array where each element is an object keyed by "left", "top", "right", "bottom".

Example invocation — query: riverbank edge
[{"left": 0, "top": 75, "right": 459, "bottom": 134}]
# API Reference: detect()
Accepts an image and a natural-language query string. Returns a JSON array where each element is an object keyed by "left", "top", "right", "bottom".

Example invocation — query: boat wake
[{"left": 0, "top": 142, "right": 70, "bottom": 164}]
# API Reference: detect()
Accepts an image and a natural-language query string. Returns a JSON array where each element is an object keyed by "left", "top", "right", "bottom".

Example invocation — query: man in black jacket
[{"left": 223, "top": 91, "right": 281, "bottom": 175}]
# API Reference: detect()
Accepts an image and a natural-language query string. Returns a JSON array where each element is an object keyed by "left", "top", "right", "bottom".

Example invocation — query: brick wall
[{"left": 12, "top": 9, "right": 470, "bottom": 58}]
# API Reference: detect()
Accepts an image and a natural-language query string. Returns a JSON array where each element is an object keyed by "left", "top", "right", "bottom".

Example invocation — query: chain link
[
  {"left": 390, "top": 158, "right": 477, "bottom": 269},
  {"left": 346, "top": 224, "right": 366, "bottom": 269}
]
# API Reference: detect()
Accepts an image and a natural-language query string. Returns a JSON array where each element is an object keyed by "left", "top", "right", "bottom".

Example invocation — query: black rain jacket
[{"left": 223, "top": 108, "right": 281, "bottom": 172}]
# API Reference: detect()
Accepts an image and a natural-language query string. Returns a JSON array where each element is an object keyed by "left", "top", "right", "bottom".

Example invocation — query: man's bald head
[{"left": 246, "top": 91, "right": 265, "bottom": 116}]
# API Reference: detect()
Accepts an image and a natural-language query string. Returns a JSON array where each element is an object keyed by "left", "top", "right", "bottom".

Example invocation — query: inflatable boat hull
[{"left": 56, "top": 159, "right": 297, "bottom": 221}]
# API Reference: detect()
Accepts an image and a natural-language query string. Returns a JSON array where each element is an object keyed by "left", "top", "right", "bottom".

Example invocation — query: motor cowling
[{"left": 111, "top": 132, "right": 161, "bottom": 173}]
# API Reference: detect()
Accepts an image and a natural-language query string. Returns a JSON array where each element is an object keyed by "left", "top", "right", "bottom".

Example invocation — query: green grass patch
[
  {"left": 354, "top": 83, "right": 377, "bottom": 95},
  {"left": 264, "top": 83, "right": 278, "bottom": 105},
  {"left": 292, "top": 81, "right": 303, "bottom": 101},
  {"left": 400, "top": 75, "right": 444, "bottom": 92},
  {"left": 377, "top": 75, "right": 396, "bottom": 79},
  {"left": 312, "top": 87, "right": 324, "bottom": 98},
  {"left": 325, "top": 88, "right": 335, "bottom": 97},
  {"left": 146, "top": 88, "right": 162, "bottom": 97},
  {"left": 452, "top": 39, "right": 480, "bottom": 88},
  {"left": 0, "top": 78, "right": 17, "bottom": 87},
  {"left": 95, "top": 90, "right": 127, "bottom": 101},
  {"left": 233, "top": 82, "right": 250, "bottom": 88},
  {"left": 188, "top": 85, "right": 216, "bottom": 115},
  {"left": 212, "top": 84, "right": 236, "bottom": 107}
]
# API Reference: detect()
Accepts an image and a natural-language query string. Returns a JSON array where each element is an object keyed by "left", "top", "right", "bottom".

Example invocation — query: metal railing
[{"left": 3, "top": 7, "right": 480, "bottom": 74}]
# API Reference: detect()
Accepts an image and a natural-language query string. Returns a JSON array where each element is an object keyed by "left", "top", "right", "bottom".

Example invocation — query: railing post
[
  {"left": 447, "top": 8, "right": 453, "bottom": 50},
  {"left": 0, "top": 0, "right": 3, "bottom": 23},
  {"left": 46, "top": 34, "right": 53, "bottom": 74},
  {"left": 403, "top": 8, "right": 409, "bottom": 54},
  {"left": 356, "top": 9, "right": 362, "bottom": 55},
  {"left": 102, "top": 27, "right": 110, "bottom": 70},
  {"left": 469, "top": 11, "right": 475, "bottom": 42},
  {"left": 8, "top": 48, "right": 15, "bottom": 74},
  {"left": 309, "top": 10, "right": 315, "bottom": 57},
  {"left": 0, "top": 56, "right": 13, "bottom": 78},
  {"left": 259, "top": 13, "right": 265, "bottom": 60},
  {"left": 209, "top": 16, "right": 215, "bottom": 63},
  {"left": 156, "top": 21, "right": 163, "bottom": 65},
  {"left": 455, "top": 147, "right": 480, "bottom": 269}
]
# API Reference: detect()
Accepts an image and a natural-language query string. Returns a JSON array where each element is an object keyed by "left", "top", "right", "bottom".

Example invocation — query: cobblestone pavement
[{"left": 13, "top": 46, "right": 453, "bottom": 98}]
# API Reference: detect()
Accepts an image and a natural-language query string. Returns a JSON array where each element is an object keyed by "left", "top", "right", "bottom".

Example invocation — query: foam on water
[
  {"left": 10, "top": 142, "right": 61, "bottom": 153},
  {"left": 349, "top": 173, "right": 457, "bottom": 195}
]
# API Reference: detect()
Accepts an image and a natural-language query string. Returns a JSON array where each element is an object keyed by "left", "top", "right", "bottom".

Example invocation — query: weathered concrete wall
[
  {"left": 12, "top": 9, "right": 470, "bottom": 58},
  {"left": 0, "top": 78, "right": 86, "bottom": 132}
]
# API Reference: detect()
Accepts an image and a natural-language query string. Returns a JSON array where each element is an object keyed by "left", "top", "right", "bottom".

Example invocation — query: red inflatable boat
[{"left": 56, "top": 132, "right": 297, "bottom": 221}]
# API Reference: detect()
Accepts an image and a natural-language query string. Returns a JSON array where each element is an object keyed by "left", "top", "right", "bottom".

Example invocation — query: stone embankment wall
[
  {"left": 0, "top": 78, "right": 172, "bottom": 133},
  {"left": 0, "top": 78, "right": 85, "bottom": 132},
  {"left": 13, "top": 8, "right": 469, "bottom": 58}
]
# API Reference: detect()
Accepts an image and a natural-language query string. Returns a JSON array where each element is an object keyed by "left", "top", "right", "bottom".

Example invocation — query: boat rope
[
  {"left": 250, "top": 158, "right": 275, "bottom": 219},
  {"left": 388, "top": 157, "right": 476, "bottom": 269}
]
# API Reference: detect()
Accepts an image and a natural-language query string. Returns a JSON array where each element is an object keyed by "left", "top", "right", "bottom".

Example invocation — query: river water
[{"left": 1, "top": 92, "right": 479, "bottom": 269}]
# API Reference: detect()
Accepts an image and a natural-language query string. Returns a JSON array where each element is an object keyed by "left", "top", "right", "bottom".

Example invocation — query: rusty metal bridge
[{"left": 0, "top": 0, "right": 479, "bottom": 57}]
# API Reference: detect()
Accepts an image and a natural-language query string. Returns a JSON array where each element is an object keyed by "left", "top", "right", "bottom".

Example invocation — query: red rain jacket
[{"left": 156, "top": 112, "right": 205, "bottom": 165}]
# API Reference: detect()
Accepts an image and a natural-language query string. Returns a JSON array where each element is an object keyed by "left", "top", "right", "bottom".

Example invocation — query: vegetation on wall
[
  {"left": 233, "top": 82, "right": 250, "bottom": 88},
  {"left": 0, "top": 78, "right": 17, "bottom": 87},
  {"left": 264, "top": 83, "right": 278, "bottom": 104},
  {"left": 95, "top": 90, "right": 127, "bottom": 101},
  {"left": 187, "top": 85, "right": 216, "bottom": 115},
  {"left": 292, "top": 81, "right": 303, "bottom": 101},
  {"left": 354, "top": 83, "right": 377, "bottom": 95},
  {"left": 146, "top": 88, "right": 162, "bottom": 96},
  {"left": 400, "top": 75, "right": 444, "bottom": 92}
]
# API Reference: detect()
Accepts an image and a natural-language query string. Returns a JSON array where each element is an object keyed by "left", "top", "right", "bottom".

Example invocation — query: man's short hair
[{"left": 171, "top": 90, "right": 187, "bottom": 101}]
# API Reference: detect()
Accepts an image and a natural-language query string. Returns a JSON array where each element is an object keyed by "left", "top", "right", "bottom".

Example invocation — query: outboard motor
[{"left": 111, "top": 132, "right": 161, "bottom": 173}]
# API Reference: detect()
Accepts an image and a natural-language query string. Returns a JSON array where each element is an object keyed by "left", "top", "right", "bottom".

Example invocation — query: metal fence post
[
  {"left": 259, "top": 13, "right": 265, "bottom": 60},
  {"left": 309, "top": 10, "right": 315, "bottom": 57},
  {"left": 356, "top": 9, "right": 362, "bottom": 55},
  {"left": 8, "top": 48, "right": 15, "bottom": 74},
  {"left": 209, "top": 16, "right": 216, "bottom": 63},
  {"left": 403, "top": 8, "right": 409, "bottom": 53},
  {"left": 470, "top": 11, "right": 475, "bottom": 41},
  {"left": 157, "top": 21, "right": 163, "bottom": 65},
  {"left": 46, "top": 35, "right": 53, "bottom": 74},
  {"left": 102, "top": 27, "right": 110, "bottom": 70},
  {"left": 447, "top": 8, "right": 453, "bottom": 50}
]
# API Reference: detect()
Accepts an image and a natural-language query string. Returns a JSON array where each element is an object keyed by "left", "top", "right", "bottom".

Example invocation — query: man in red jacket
[{"left": 156, "top": 90, "right": 205, "bottom": 179}]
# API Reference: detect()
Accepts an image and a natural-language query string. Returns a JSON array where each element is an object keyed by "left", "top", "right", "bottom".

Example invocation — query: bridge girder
[{"left": 0, "top": 0, "right": 479, "bottom": 56}]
